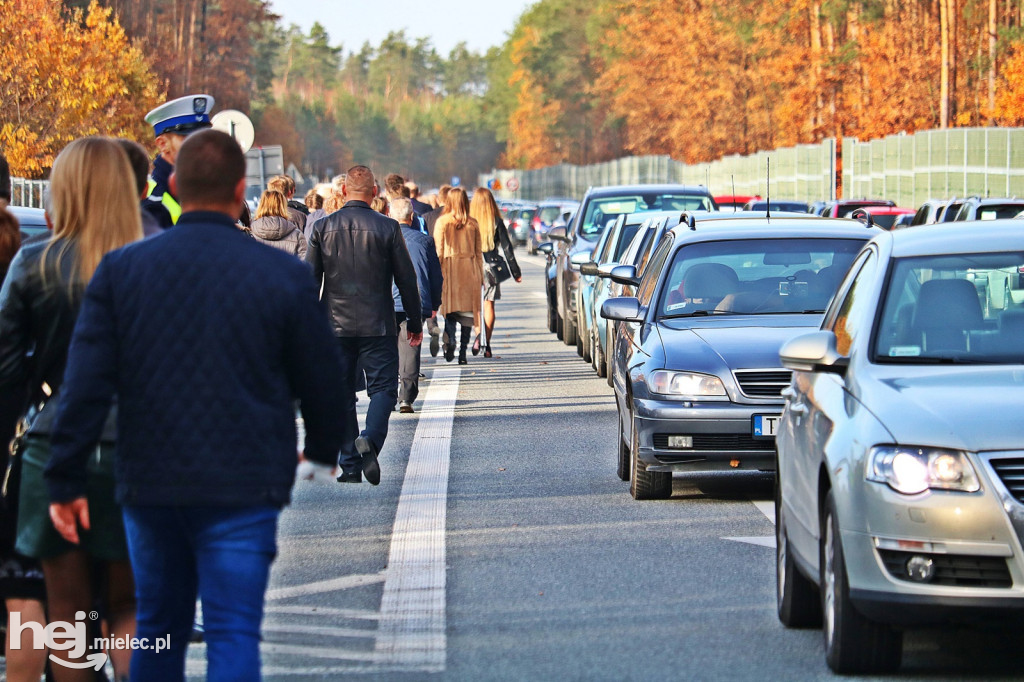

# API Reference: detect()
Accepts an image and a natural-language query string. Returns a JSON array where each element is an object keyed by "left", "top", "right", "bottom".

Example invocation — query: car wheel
[
  {"left": 605, "top": 322, "right": 614, "bottom": 388},
  {"left": 776, "top": 469, "right": 821, "bottom": 627},
  {"left": 547, "top": 302, "right": 558, "bottom": 333},
  {"left": 821, "top": 491, "right": 902, "bottom": 673},
  {"left": 576, "top": 318, "right": 587, "bottom": 360},
  {"left": 616, "top": 410, "right": 630, "bottom": 481},
  {"left": 595, "top": 330, "right": 607, "bottom": 378},
  {"left": 629, "top": 416, "right": 671, "bottom": 500},
  {"left": 555, "top": 312, "right": 564, "bottom": 340},
  {"left": 562, "top": 314, "right": 577, "bottom": 347}
]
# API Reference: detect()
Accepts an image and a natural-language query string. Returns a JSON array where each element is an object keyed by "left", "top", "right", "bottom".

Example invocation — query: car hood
[
  {"left": 658, "top": 316, "right": 820, "bottom": 370},
  {"left": 865, "top": 366, "right": 1024, "bottom": 451}
]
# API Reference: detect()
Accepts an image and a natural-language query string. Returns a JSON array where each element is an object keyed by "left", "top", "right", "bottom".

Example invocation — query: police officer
[{"left": 144, "top": 94, "right": 215, "bottom": 226}]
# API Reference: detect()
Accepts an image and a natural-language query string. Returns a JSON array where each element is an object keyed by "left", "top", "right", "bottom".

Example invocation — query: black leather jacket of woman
[
  {"left": 484, "top": 216, "right": 522, "bottom": 280},
  {"left": 0, "top": 239, "right": 116, "bottom": 446}
]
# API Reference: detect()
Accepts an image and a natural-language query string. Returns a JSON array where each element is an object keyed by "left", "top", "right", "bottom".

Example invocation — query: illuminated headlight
[
  {"left": 649, "top": 370, "right": 726, "bottom": 398},
  {"left": 867, "top": 446, "right": 980, "bottom": 495}
]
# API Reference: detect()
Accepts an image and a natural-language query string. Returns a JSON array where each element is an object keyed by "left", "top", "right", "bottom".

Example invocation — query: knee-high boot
[{"left": 458, "top": 325, "right": 471, "bottom": 365}]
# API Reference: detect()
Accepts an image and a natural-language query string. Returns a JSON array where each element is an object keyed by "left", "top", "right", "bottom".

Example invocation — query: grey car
[
  {"left": 775, "top": 220, "right": 1024, "bottom": 673},
  {"left": 602, "top": 216, "right": 874, "bottom": 500}
]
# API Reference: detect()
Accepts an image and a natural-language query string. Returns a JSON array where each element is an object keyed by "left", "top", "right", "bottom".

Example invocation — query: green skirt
[{"left": 15, "top": 435, "right": 129, "bottom": 561}]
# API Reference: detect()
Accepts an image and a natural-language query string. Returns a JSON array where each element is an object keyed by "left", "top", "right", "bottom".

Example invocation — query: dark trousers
[
  {"left": 337, "top": 335, "right": 399, "bottom": 474},
  {"left": 396, "top": 314, "right": 423, "bottom": 404}
]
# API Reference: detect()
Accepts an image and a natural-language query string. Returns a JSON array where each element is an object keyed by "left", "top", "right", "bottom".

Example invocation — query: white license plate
[{"left": 752, "top": 414, "right": 780, "bottom": 438}]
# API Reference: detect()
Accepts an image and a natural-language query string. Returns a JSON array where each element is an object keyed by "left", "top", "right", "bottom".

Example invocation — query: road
[{"left": 170, "top": 252, "right": 1022, "bottom": 680}]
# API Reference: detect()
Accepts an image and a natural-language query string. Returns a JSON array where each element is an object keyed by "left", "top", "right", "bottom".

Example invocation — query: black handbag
[{"left": 486, "top": 254, "right": 512, "bottom": 283}]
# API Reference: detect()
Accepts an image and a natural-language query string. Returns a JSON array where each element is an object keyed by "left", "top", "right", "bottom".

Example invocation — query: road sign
[
  {"left": 212, "top": 110, "right": 255, "bottom": 153},
  {"left": 506, "top": 177, "right": 520, "bottom": 192},
  {"left": 451, "top": 176, "right": 461, "bottom": 187},
  {"left": 491, "top": 179, "right": 503, "bottom": 191}
]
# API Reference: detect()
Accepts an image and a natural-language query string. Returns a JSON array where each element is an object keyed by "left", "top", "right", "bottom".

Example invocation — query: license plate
[{"left": 752, "top": 414, "right": 780, "bottom": 438}]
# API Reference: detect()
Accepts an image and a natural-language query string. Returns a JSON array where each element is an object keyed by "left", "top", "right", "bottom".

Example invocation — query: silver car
[{"left": 775, "top": 220, "right": 1024, "bottom": 673}]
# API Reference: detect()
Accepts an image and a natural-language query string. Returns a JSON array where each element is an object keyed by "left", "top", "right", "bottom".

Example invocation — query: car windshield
[
  {"left": 975, "top": 204, "right": 1024, "bottom": 220},
  {"left": 657, "top": 238, "right": 864, "bottom": 318},
  {"left": 874, "top": 252, "right": 1024, "bottom": 364},
  {"left": 581, "top": 193, "right": 712, "bottom": 238}
]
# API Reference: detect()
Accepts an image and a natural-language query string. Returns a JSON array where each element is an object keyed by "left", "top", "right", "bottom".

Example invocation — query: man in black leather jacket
[{"left": 307, "top": 165, "right": 422, "bottom": 484}]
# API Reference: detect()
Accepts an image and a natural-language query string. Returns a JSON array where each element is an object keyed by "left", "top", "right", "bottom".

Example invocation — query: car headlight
[
  {"left": 866, "top": 446, "right": 980, "bottom": 494},
  {"left": 649, "top": 370, "right": 726, "bottom": 398}
]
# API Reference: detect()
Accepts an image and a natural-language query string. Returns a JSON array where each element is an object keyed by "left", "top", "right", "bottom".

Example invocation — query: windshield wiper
[
  {"left": 661, "top": 310, "right": 713, "bottom": 319},
  {"left": 877, "top": 355, "right": 977, "bottom": 365}
]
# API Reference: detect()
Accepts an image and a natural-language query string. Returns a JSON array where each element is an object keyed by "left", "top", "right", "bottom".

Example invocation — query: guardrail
[{"left": 10, "top": 178, "right": 50, "bottom": 208}]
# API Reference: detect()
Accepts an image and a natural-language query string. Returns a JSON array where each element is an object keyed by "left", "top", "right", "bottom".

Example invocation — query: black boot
[{"left": 458, "top": 326, "right": 471, "bottom": 365}]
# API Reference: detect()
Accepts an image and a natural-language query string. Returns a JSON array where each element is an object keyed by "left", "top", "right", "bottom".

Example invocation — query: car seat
[
  {"left": 913, "top": 279, "right": 983, "bottom": 352},
  {"left": 684, "top": 263, "right": 739, "bottom": 310}
]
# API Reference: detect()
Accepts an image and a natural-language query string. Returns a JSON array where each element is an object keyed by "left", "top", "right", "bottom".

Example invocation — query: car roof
[
  {"left": 886, "top": 219, "right": 1024, "bottom": 257},
  {"left": 8, "top": 205, "right": 47, "bottom": 227},
  {"left": 585, "top": 184, "right": 712, "bottom": 197},
  {"left": 667, "top": 216, "right": 877, "bottom": 244}
]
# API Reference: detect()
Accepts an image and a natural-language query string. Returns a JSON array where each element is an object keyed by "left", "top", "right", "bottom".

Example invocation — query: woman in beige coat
[{"left": 433, "top": 187, "right": 483, "bottom": 364}]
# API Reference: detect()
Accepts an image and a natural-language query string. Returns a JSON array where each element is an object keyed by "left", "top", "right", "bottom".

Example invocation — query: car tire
[
  {"left": 629, "top": 417, "right": 671, "bottom": 500},
  {"left": 562, "top": 314, "right": 577, "bottom": 347},
  {"left": 547, "top": 302, "right": 558, "bottom": 333},
  {"left": 555, "top": 312, "right": 564, "bottom": 340},
  {"left": 776, "top": 471, "right": 821, "bottom": 627},
  {"left": 595, "top": 330, "right": 607, "bottom": 378},
  {"left": 821, "top": 491, "right": 902, "bottom": 674},
  {"left": 576, "top": 322, "right": 586, "bottom": 359},
  {"left": 616, "top": 411, "right": 630, "bottom": 481},
  {"left": 605, "top": 322, "right": 614, "bottom": 388}
]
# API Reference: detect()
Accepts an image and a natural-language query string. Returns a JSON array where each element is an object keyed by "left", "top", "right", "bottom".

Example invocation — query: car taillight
[{"left": 532, "top": 215, "right": 542, "bottom": 230}]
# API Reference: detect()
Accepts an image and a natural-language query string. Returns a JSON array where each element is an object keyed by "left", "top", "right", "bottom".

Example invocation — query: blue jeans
[
  {"left": 336, "top": 335, "right": 399, "bottom": 474},
  {"left": 122, "top": 505, "right": 280, "bottom": 682}
]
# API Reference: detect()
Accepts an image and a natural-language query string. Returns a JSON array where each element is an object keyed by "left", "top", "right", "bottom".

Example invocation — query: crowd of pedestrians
[{"left": 0, "top": 91, "right": 524, "bottom": 680}]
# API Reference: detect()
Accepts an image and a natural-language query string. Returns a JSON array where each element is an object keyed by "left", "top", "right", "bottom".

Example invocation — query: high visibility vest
[{"left": 147, "top": 178, "right": 182, "bottom": 224}]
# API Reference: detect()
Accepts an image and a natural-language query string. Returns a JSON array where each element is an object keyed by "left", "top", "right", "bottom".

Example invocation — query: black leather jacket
[
  {"left": 307, "top": 201, "right": 422, "bottom": 337},
  {"left": 0, "top": 239, "right": 116, "bottom": 445}
]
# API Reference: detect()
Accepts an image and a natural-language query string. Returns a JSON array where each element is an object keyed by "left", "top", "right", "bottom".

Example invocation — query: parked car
[
  {"left": 809, "top": 200, "right": 834, "bottom": 216},
  {"left": 890, "top": 213, "right": 915, "bottom": 229},
  {"left": 908, "top": 198, "right": 948, "bottom": 226},
  {"left": 548, "top": 184, "right": 717, "bottom": 349},
  {"left": 934, "top": 197, "right": 966, "bottom": 222},
  {"left": 952, "top": 196, "right": 1024, "bottom": 222},
  {"left": 855, "top": 206, "right": 915, "bottom": 230},
  {"left": 507, "top": 204, "right": 537, "bottom": 246},
  {"left": 775, "top": 220, "right": 1024, "bottom": 673},
  {"left": 821, "top": 199, "right": 895, "bottom": 218},
  {"left": 529, "top": 199, "right": 579, "bottom": 255},
  {"left": 9, "top": 205, "right": 48, "bottom": 242},
  {"left": 715, "top": 195, "right": 758, "bottom": 212},
  {"left": 743, "top": 199, "right": 811, "bottom": 213},
  {"left": 602, "top": 215, "right": 876, "bottom": 500}
]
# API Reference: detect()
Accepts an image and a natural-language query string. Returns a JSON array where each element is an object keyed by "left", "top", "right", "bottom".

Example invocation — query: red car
[{"left": 714, "top": 194, "right": 759, "bottom": 212}]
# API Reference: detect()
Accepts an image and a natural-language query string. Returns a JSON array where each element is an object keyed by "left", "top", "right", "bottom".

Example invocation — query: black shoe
[
  {"left": 444, "top": 344, "right": 455, "bottom": 362},
  {"left": 399, "top": 402, "right": 414, "bottom": 414},
  {"left": 484, "top": 345, "right": 492, "bottom": 358},
  {"left": 471, "top": 334, "right": 481, "bottom": 356},
  {"left": 337, "top": 471, "right": 363, "bottom": 483},
  {"left": 355, "top": 436, "right": 381, "bottom": 486},
  {"left": 429, "top": 332, "right": 440, "bottom": 357},
  {"left": 458, "top": 347, "right": 468, "bottom": 365}
]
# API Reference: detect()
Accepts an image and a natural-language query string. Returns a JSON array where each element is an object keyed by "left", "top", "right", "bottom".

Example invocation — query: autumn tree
[{"left": 0, "top": 0, "right": 160, "bottom": 177}]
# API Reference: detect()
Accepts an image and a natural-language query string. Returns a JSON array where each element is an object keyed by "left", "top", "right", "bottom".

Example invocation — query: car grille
[
  {"left": 734, "top": 370, "right": 792, "bottom": 398},
  {"left": 989, "top": 457, "right": 1024, "bottom": 503},
  {"left": 653, "top": 434, "right": 774, "bottom": 451},
  {"left": 877, "top": 550, "right": 1012, "bottom": 588}
]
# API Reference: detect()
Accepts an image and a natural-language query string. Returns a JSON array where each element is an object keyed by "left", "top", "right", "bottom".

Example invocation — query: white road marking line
[
  {"left": 752, "top": 499, "right": 775, "bottom": 524},
  {"left": 724, "top": 536, "right": 776, "bottom": 548},
  {"left": 531, "top": 291, "right": 547, "bottom": 300},
  {"left": 263, "top": 605, "right": 380, "bottom": 620},
  {"left": 373, "top": 366, "right": 459, "bottom": 673},
  {"left": 264, "top": 572, "right": 386, "bottom": 600},
  {"left": 261, "top": 623, "right": 376, "bottom": 639}
]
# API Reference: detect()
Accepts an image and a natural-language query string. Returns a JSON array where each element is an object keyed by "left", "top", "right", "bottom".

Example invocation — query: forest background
[{"left": 6, "top": 0, "right": 1024, "bottom": 185}]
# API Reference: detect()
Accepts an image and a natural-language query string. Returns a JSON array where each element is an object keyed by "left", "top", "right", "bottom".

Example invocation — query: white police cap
[{"left": 145, "top": 94, "right": 215, "bottom": 137}]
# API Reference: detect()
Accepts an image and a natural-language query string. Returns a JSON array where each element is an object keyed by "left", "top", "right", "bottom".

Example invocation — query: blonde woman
[
  {"left": 0, "top": 137, "right": 141, "bottom": 679},
  {"left": 470, "top": 187, "right": 522, "bottom": 357},
  {"left": 433, "top": 187, "right": 483, "bottom": 364},
  {"left": 251, "top": 189, "right": 306, "bottom": 259}
]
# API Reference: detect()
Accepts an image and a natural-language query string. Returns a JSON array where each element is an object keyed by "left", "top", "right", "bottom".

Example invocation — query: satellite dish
[{"left": 211, "top": 110, "right": 255, "bottom": 153}]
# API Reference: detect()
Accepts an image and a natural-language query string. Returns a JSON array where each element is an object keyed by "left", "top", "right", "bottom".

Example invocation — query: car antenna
[
  {"left": 765, "top": 158, "right": 771, "bottom": 222},
  {"left": 731, "top": 174, "right": 736, "bottom": 205}
]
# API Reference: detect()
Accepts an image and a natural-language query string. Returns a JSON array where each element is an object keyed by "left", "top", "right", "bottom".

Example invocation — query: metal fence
[
  {"left": 843, "top": 128, "right": 1024, "bottom": 207},
  {"left": 481, "top": 140, "right": 837, "bottom": 204},
  {"left": 10, "top": 178, "right": 50, "bottom": 208}
]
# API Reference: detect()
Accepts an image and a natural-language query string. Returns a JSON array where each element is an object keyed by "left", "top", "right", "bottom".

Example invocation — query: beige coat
[{"left": 434, "top": 215, "right": 483, "bottom": 327}]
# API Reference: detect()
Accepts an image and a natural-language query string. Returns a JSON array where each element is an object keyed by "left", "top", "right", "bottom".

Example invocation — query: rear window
[
  {"left": 581, "top": 193, "right": 713, "bottom": 238},
  {"left": 539, "top": 206, "right": 562, "bottom": 223},
  {"left": 977, "top": 204, "right": 1024, "bottom": 221}
]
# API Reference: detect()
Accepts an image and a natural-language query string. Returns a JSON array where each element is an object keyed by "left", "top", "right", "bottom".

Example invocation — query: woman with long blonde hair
[
  {"left": 251, "top": 189, "right": 306, "bottom": 259},
  {"left": 433, "top": 187, "right": 483, "bottom": 364},
  {"left": 0, "top": 136, "right": 140, "bottom": 680},
  {"left": 469, "top": 187, "right": 521, "bottom": 357}
]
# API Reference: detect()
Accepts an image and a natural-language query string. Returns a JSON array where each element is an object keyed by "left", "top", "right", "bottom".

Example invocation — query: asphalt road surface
[{"left": 15, "top": 252, "right": 1019, "bottom": 681}]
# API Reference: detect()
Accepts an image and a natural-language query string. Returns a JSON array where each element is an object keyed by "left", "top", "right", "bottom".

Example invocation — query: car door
[
  {"left": 782, "top": 248, "right": 880, "bottom": 561},
  {"left": 618, "top": 235, "right": 674, "bottom": 404}
]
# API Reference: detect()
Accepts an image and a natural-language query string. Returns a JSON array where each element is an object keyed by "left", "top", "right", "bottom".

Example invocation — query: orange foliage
[
  {"left": 0, "top": 0, "right": 161, "bottom": 177},
  {"left": 502, "top": 28, "right": 564, "bottom": 169}
]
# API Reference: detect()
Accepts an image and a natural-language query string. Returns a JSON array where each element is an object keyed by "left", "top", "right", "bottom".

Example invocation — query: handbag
[{"left": 486, "top": 254, "right": 512, "bottom": 283}]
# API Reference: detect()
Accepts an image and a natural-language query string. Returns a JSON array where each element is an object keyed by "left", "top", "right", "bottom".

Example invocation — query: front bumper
[{"left": 632, "top": 397, "right": 778, "bottom": 473}]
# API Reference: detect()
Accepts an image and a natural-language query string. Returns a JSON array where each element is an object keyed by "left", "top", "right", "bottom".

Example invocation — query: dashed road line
[{"left": 264, "top": 571, "right": 386, "bottom": 600}]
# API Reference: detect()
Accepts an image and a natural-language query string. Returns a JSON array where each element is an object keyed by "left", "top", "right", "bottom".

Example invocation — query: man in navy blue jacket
[
  {"left": 390, "top": 197, "right": 442, "bottom": 412},
  {"left": 45, "top": 130, "right": 346, "bottom": 681}
]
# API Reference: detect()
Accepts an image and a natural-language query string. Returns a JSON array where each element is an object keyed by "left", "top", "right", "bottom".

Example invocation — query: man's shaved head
[{"left": 345, "top": 166, "right": 375, "bottom": 194}]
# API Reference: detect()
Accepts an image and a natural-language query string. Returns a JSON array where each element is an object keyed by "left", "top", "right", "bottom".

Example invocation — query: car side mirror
[
  {"left": 609, "top": 264, "right": 639, "bottom": 287},
  {"left": 579, "top": 262, "right": 599, "bottom": 276},
  {"left": 779, "top": 331, "right": 848, "bottom": 376},
  {"left": 537, "top": 242, "right": 554, "bottom": 255},
  {"left": 596, "top": 262, "right": 620, "bottom": 278},
  {"left": 548, "top": 226, "right": 568, "bottom": 242},
  {"left": 601, "top": 296, "right": 643, "bottom": 323}
]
